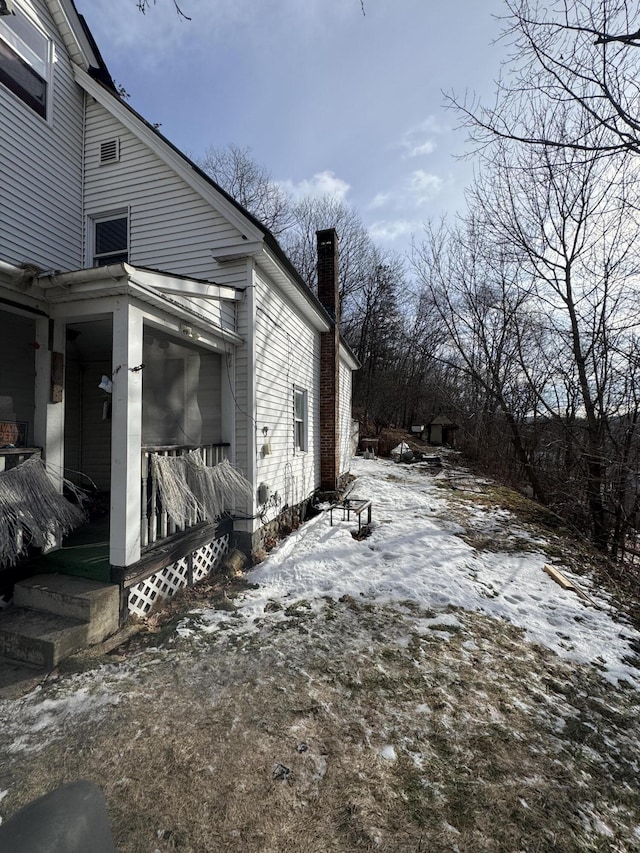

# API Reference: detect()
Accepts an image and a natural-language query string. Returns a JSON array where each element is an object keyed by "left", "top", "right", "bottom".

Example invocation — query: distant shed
[{"left": 427, "top": 416, "right": 458, "bottom": 447}]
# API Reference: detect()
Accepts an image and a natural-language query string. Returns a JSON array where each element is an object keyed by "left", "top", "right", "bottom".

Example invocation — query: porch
[
  {"left": 0, "top": 442, "right": 235, "bottom": 670},
  {"left": 25, "top": 442, "right": 234, "bottom": 618},
  {"left": 1, "top": 266, "right": 248, "bottom": 664}
]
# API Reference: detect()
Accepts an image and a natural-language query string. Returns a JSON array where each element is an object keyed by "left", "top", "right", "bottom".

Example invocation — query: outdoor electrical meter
[{"left": 258, "top": 482, "right": 271, "bottom": 505}]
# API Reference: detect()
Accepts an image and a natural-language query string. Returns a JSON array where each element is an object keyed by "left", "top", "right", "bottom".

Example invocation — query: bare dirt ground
[{"left": 1, "top": 460, "right": 639, "bottom": 852}]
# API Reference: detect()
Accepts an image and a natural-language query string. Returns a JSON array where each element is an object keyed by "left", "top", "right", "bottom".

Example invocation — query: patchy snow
[
  {"left": 2, "top": 675, "right": 125, "bottom": 754},
  {"left": 379, "top": 745, "right": 397, "bottom": 762},
  {"left": 191, "top": 457, "right": 640, "bottom": 689}
]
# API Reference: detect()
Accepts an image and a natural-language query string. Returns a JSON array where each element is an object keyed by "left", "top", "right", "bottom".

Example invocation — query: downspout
[
  {"left": 81, "top": 90, "right": 87, "bottom": 268},
  {"left": 0, "top": 259, "right": 33, "bottom": 283},
  {"left": 37, "top": 264, "right": 128, "bottom": 288}
]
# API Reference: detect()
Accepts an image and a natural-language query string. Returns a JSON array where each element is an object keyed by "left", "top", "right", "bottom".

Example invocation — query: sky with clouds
[{"left": 77, "top": 0, "right": 507, "bottom": 257}]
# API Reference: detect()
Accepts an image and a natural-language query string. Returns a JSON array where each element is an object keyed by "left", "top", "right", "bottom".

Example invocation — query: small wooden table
[{"left": 329, "top": 498, "right": 372, "bottom": 533}]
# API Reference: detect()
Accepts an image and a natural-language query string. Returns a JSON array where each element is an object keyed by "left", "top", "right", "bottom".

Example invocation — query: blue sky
[{"left": 77, "top": 0, "right": 506, "bottom": 255}]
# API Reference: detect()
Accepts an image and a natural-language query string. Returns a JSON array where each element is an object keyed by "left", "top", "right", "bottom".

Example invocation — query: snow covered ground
[
  {"left": 186, "top": 455, "right": 640, "bottom": 690},
  {"left": 1, "top": 455, "right": 639, "bottom": 852}
]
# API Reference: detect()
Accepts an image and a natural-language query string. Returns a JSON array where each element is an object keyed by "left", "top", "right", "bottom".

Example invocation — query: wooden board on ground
[{"left": 543, "top": 564, "right": 599, "bottom": 607}]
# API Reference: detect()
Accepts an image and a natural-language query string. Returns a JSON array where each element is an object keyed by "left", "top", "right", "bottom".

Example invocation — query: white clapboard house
[{"left": 0, "top": 0, "right": 357, "bottom": 638}]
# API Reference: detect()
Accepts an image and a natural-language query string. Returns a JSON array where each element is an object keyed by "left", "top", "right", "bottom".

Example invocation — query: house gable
[
  {"left": 82, "top": 94, "right": 247, "bottom": 295},
  {"left": 77, "top": 67, "right": 264, "bottom": 255},
  {"left": 75, "top": 67, "right": 338, "bottom": 336}
]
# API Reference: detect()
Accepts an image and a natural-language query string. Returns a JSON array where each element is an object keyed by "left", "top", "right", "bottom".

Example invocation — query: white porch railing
[
  {"left": 0, "top": 447, "right": 41, "bottom": 473},
  {"left": 141, "top": 443, "right": 230, "bottom": 549}
]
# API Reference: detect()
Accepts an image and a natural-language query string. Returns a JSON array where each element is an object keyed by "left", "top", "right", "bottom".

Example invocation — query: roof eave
[{"left": 45, "top": 1, "right": 116, "bottom": 90}]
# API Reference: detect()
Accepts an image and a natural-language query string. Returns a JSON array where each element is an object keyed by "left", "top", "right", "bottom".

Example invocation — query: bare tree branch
[
  {"left": 448, "top": 0, "right": 640, "bottom": 158},
  {"left": 595, "top": 27, "right": 640, "bottom": 45},
  {"left": 136, "top": 0, "right": 191, "bottom": 20}
]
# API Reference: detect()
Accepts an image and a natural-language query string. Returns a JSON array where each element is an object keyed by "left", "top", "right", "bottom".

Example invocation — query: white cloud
[
  {"left": 409, "top": 170, "right": 444, "bottom": 205},
  {"left": 368, "top": 170, "right": 445, "bottom": 216},
  {"left": 400, "top": 115, "right": 449, "bottom": 159},
  {"left": 81, "top": 0, "right": 357, "bottom": 70},
  {"left": 279, "top": 170, "right": 351, "bottom": 202},
  {"left": 368, "top": 219, "right": 418, "bottom": 242},
  {"left": 409, "top": 140, "right": 436, "bottom": 157},
  {"left": 369, "top": 192, "right": 392, "bottom": 210},
  {"left": 83, "top": 0, "right": 194, "bottom": 58}
]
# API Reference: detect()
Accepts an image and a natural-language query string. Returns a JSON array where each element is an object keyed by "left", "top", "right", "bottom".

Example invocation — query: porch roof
[{"left": 36, "top": 263, "right": 244, "bottom": 345}]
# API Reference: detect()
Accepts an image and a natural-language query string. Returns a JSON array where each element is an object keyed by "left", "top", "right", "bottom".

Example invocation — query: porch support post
[
  {"left": 221, "top": 345, "right": 235, "bottom": 458},
  {"left": 33, "top": 318, "right": 65, "bottom": 492},
  {"left": 110, "top": 299, "right": 143, "bottom": 567}
]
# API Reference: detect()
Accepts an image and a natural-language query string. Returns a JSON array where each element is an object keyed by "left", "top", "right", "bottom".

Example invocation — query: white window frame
[
  {"left": 294, "top": 386, "right": 308, "bottom": 453},
  {"left": 89, "top": 210, "right": 130, "bottom": 267},
  {"left": 0, "top": 7, "right": 54, "bottom": 122}
]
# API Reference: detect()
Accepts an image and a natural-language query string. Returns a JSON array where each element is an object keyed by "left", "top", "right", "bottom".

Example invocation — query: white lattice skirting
[{"left": 127, "top": 534, "right": 230, "bottom": 618}]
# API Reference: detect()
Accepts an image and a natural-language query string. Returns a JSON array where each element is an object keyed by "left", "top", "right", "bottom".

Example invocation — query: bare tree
[
  {"left": 424, "top": 104, "right": 640, "bottom": 553},
  {"left": 347, "top": 254, "right": 405, "bottom": 426},
  {"left": 197, "top": 144, "right": 294, "bottom": 236},
  {"left": 414, "top": 217, "right": 549, "bottom": 500},
  {"left": 482, "top": 135, "right": 640, "bottom": 545},
  {"left": 282, "top": 195, "right": 376, "bottom": 302},
  {"left": 197, "top": 144, "right": 424, "bottom": 434},
  {"left": 452, "top": 0, "right": 640, "bottom": 157}
]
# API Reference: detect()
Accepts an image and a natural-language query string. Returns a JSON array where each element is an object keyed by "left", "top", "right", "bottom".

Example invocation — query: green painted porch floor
[{"left": 32, "top": 519, "right": 111, "bottom": 583}]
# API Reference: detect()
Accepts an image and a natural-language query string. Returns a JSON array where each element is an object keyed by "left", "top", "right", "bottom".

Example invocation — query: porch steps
[
  {"left": 0, "top": 575, "right": 120, "bottom": 669},
  {"left": 0, "top": 608, "right": 88, "bottom": 670}
]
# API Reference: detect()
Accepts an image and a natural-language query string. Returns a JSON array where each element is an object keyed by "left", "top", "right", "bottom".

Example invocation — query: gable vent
[{"left": 100, "top": 138, "right": 120, "bottom": 164}]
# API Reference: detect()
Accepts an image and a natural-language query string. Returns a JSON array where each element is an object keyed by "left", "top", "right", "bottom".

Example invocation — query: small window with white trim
[
  {"left": 294, "top": 387, "right": 307, "bottom": 452},
  {"left": 0, "top": 7, "right": 52, "bottom": 120},
  {"left": 93, "top": 214, "right": 129, "bottom": 267}
]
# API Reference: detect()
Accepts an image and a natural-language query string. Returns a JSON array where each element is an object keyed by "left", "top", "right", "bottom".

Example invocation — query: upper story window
[
  {"left": 0, "top": 8, "right": 52, "bottom": 120},
  {"left": 93, "top": 215, "right": 129, "bottom": 267}
]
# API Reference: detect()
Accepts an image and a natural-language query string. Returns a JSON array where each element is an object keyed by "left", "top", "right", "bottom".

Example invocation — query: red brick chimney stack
[{"left": 317, "top": 228, "right": 340, "bottom": 492}]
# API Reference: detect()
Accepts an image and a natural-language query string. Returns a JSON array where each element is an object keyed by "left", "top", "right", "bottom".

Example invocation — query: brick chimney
[{"left": 317, "top": 228, "right": 340, "bottom": 491}]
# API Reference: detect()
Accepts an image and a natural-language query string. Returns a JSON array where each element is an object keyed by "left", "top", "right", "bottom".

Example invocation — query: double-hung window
[
  {"left": 93, "top": 215, "right": 129, "bottom": 267},
  {"left": 294, "top": 387, "right": 307, "bottom": 453},
  {"left": 0, "top": 8, "right": 52, "bottom": 119}
]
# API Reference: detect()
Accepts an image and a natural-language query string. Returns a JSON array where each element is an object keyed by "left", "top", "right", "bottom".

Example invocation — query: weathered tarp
[{"left": 150, "top": 452, "right": 253, "bottom": 528}]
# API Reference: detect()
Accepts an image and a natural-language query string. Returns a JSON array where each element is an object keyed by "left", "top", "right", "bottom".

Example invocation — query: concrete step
[
  {"left": 0, "top": 608, "right": 88, "bottom": 669},
  {"left": 14, "top": 574, "right": 119, "bottom": 645}
]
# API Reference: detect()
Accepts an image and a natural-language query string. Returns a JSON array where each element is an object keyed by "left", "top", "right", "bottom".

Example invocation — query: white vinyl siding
[
  {"left": 338, "top": 355, "right": 354, "bottom": 475},
  {"left": 253, "top": 270, "right": 320, "bottom": 520},
  {"left": 231, "top": 257, "right": 253, "bottom": 502},
  {"left": 83, "top": 100, "right": 243, "bottom": 333},
  {"left": 0, "top": 0, "right": 84, "bottom": 270}
]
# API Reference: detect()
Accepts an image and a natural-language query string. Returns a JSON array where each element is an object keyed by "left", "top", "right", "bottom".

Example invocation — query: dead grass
[{"left": 1, "top": 598, "right": 639, "bottom": 852}]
